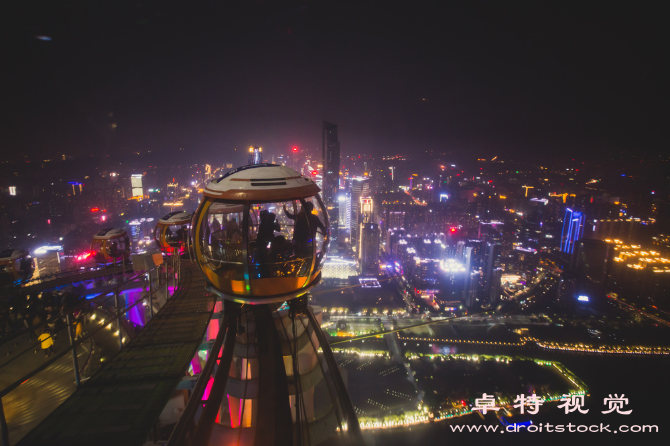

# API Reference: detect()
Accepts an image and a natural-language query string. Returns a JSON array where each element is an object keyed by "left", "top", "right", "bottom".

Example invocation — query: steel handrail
[
  {"left": 0, "top": 283, "right": 147, "bottom": 373},
  {"left": 0, "top": 272, "right": 170, "bottom": 399},
  {"left": 0, "top": 263, "right": 163, "bottom": 348},
  {"left": 0, "top": 258, "right": 181, "bottom": 446}
]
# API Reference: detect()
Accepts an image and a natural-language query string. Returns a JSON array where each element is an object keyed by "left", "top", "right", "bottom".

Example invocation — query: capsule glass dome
[
  {"left": 91, "top": 228, "right": 131, "bottom": 264},
  {"left": 154, "top": 211, "right": 192, "bottom": 255},
  {"left": 193, "top": 164, "right": 329, "bottom": 303}
]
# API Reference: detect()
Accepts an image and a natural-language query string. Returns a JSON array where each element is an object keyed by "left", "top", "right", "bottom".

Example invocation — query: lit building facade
[
  {"left": 321, "top": 256, "right": 358, "bottom": 279},
  {"left": 131, "top": 174, "right": 143, "bottom": 198},
  {"left": 247, "top": 146, "right": 262, "bottom": 165},
  {"left": 350, "top": 177, "right": 370, "bottom": 250},
  {"left": 560, "top": 208, "right": 585, "bottom": 254}
]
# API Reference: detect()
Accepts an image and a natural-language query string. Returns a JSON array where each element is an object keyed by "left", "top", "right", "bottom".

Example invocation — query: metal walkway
[{"left": 16, "top": 262, "right": 215, "bottom": 446}]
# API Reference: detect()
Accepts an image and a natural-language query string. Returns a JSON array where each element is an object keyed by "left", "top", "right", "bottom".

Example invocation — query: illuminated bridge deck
[{"left": 17, "top": 262, "right": 215, "bottom": 446}]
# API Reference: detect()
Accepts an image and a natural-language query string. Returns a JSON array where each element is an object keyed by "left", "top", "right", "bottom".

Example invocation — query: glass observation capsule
[
  {"left": 91, "top": 228, "right": 131, "bottom": 264},
  {"left": 192, "top": 164, "right": 329, "bottom": 303},
  {"left": 154, "top": 211, "right": 192, "bottom": 255}
]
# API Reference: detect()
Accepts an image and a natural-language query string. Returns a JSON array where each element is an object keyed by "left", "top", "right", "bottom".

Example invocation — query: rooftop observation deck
[{"left": 14, "top": 261, "right": 216, "bottom": 446}]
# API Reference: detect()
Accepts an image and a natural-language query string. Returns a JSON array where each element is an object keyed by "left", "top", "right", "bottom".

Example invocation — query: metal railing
[
  {"left": 0, "top": 255, "right": 182, "bottom": 446},
  {"left": 1, "top": 258, "right": 134, "bottom": 292}
]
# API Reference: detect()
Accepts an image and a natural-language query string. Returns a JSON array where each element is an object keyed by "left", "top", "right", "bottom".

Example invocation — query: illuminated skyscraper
[
  {"left": 360, "top": 196, "right": 373, "bottom": 224},
  {"left": 560, "top": 208, "right": 585, "bottom": 254},
  {"left": 247, "top": 146, "right": 262, "bottom": 165},
  {"left": 350, "top": 177, "right": 370, "bottom": 251},
  {"left": 322, "top": 122, "right": 340, "bottom": 244},
  {"left": 167, "top": 182, "right": 179, "bottom": 201},
  {"left": 131, "top": 174, "right": 143, "bottom": 198},
  {"left": 338, "top": 191, "right": 351, "bottom": 233}
]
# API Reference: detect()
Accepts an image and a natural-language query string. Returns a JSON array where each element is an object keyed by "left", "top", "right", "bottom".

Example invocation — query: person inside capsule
[
  {"left": 282, "top": 200, "right": 326, "bottom": 257},
  {"left": 109, "top": 241, "right": 119, "bottom": 259},
  {"left": 224, "top": 217, "right": 241, "bottom": 243},
  {"left": 175, "top": 224, "right": 187, "bottom": 243},
  {"left": 165, "top": 226, "right": 176, "bottom": 244},
  {"left": 255, "top": 210, "right": 281, "bottom": 276},
  {"left": 257, "top": 210, "right": 280, "bottom": 248}
]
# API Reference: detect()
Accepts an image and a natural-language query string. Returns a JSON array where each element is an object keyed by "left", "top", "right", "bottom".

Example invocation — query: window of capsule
[{"left": 195, "top": 196, "right": 329, "bottom": 298}]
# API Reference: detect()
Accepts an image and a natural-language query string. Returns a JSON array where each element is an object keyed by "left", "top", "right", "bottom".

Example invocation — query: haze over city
[{"left": 2, "top": 1, "right": 667, "bottom": 163}]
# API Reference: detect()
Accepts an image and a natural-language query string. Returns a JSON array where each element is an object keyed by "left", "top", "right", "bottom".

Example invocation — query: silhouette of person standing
[{"left": 283, "top": 202, "right": 325, "bottom": 256}]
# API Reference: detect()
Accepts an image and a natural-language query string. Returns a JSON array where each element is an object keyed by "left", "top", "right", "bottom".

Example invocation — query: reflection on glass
[
  {"left": 199, "top": 203, "right": 246, "bottom": 284},
  {"left": 247, "top": 198, "right": 327, "bottom": 280},
  {"left": 165, "top": 224, "right": 189, "bottom": 246}
]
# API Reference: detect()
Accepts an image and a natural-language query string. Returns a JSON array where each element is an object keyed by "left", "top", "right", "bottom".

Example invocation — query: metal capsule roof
[
  {"left": 158, "top": 211, "right": 192, "bottom": 225},
  {"left": 203, "top": 164, "right": 320, "bottom": 202},
  {"left": 93, "top": 228, "right": 128, "bottom": 240}
]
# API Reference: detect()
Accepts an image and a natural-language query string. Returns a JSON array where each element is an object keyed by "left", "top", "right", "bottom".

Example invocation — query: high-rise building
[
  {"left": 359, "top": 223, "right": 380, "bottom": 274},
  {"left": 129, "top": 220, "right": 142, "bottom": 248},
  {"left": 387, "top": 210, "right": 405, "bottom": 231},
  {"left": 360, "top": 197, "right": 373, "bottom": 224},
  {"left": 488, "top": 268, "right": 503, "bottom": 304},
  {"left": 483, "top": 241, "right": 502, "bottom": 305},
  {"left": 557, "top": 272, "right": 577, "bottom": 308},
  {"left": 322, "top": 122, "right": 340, "bottom": 245},
  {"left": 560, "top": 208, "right": 585, "bottom": 254},
  {"left": 385, "top": 229, "right": 405, "bottom": 259},
  {"left": 167, "top": 182, "right": 179, "bottom": 201},
  {"left": 350, "top": 177, "right": 370, "bottom": 251},
  {"left": 248, "top": 146, "right": 262, "bottom": 165},
  {"left": 338, "top": 191, "right": 351, "bottom": 234},
  {"left": 462, "top": 246, "right": 474, "bottom": 304},
  {"left": 131, "top": 174, "right": 143, "bottom": 198},
  {"left": 575, "top": 239, "right": 612, "bottom": 284},
  {"left": 456, "top": 240, "right": 465, "bottom": 260},
  {"left": 574, "top": 238, "right": 613, "bottom": 303}
]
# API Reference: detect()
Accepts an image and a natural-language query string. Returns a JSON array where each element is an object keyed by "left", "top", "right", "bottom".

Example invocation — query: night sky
[{"left": 1, "top": 1, "right": 667, "bottom": 163}]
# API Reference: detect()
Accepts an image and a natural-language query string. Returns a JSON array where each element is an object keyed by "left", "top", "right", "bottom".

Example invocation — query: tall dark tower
[
  {"left": 322, "top": 121, "right": 340, "bottom": 247},
  {"left": 574, "top": 238, "right": 613, "bottom": 304},
  {"left": 359, "top": 222, "right": 380, "bottom": 275},
  {"left": 483, "top": 241, "right": 502, "bottom": 305}
]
